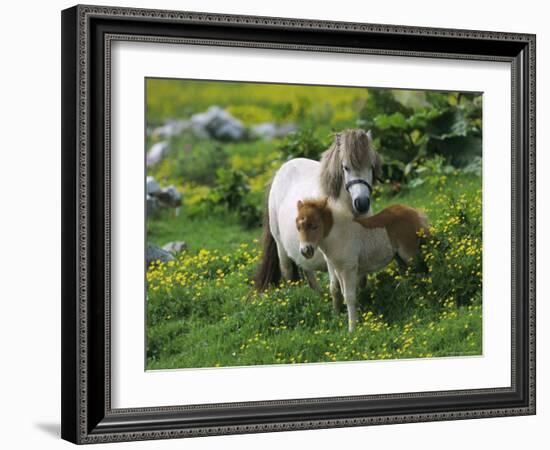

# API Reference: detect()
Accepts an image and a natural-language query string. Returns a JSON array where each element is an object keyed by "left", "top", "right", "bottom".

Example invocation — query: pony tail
[
  {"left": 254, "top": 219, "right": 282, "bottom": 291},
  {"left": 254, "top": 185, "right": 281, "bottom": 291}
]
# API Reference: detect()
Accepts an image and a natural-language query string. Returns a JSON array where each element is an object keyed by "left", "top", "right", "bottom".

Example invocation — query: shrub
[
  {"left": 147, "top": 136, "right": 227, "bottom": 185},
  {"left": 206, "top": 168, "right": 262, "bottom": 228},
  {"left": 366, "top": 186, "right": 482, "bottom": 323},
  {"left": 358, "top": 90, "right": 482, "bottom": 181},
  {"left": 226, "top": 104, "right": 276, "bottom": 124},
  {"left": 278, "top": 126, "right": 329, "bottom": 160},
  {"left": 209, "top": 168, "right": 250, "bottom": 209}
]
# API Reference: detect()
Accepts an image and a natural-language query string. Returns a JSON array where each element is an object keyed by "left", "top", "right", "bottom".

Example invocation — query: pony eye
[{"left": 343, "top": 165, "right": 350, "bottom": 172}]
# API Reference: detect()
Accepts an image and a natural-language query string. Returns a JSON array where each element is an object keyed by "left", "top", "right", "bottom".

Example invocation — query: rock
[
  {"left": 463, "top": 156, "right": 482, "bottom": 177},
  {"left": 151, "top": 119, "right": 190, "bottom": 139},
  {"left": 190, "top": 106, "right": 220, "bottom": 130},
  {"left": 146, "top": 176, "right": 161, "bottom": 195},
  {"left": 147, "top": 243, "right": 175, "bottom": 266},
  {"left": 146, "top": 141, "right": 170, "bottom": 166},
  {"left": 146, "top": 178, "right": 182, "bottom": 213},
  {"left": 251, "top": 123, "right": 277, "bottom": 139},
  {"left": 162, "top": 241, "right": 188, "bottom": 254},
  {"left": 275, "top": 123, "right": 298, "bottom": 138},
  {"left": 251, "top": 122, "right": 297, "bottom": 140},
  {"left": 214, "top": 121, "right": 246, "bottom": 141},
  {"left": 146, "top": 195, "right": 160, "bottom": 217},
  {"left": 148, "top": 107, "right": 247, "bottom": 143},
  {"left": 156, "top": 185, "right": 182, "bottom": 208},
  {"left": 190, "top": 106, "right": 246, "bottom": 141}
]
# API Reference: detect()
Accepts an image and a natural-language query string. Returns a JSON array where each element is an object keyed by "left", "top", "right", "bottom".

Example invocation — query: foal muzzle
[{"left": 300, "top": 244, "right": 315, "bottom": 259}]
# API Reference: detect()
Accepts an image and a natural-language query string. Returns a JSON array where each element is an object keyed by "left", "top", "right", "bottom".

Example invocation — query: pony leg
[
  {"left": 304, "top": 270, "right": 323, "bottom": 294},
  {"left": 339, "top": 269, "right": 358, "bottom": 332},
  {"left": 276, "top": 245, "right": 296, "bottom": 282},
  {"left": 327, "top": 261, "right": 343, "bottom": 312},
  {"left": 358, "top": 274, "right": 368, "bottom": 292}
]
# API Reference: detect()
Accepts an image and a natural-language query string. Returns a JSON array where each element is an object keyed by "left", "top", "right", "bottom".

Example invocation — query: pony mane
[{"left": 319, "top": 129, "right": 382, "bottom": 199}]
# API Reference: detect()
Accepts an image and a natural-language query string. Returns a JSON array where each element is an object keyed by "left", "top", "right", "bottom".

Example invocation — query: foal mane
[
  {"left": 319, "top": 129, "right": 382, "bottom": 199},
  {"left": 300, "top": 197, "right": 329, "bottom": 211},
  {"left": 298, "top": 198, "right": 334, "bottom": 237}
]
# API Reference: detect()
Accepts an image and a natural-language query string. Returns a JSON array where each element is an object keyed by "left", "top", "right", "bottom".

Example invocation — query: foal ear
[
  {"left": 320, "top": 197, "right": 329, "bottom": 209},
  {"left": 297, "top": 200, "right": 304, "bottom": 210}
]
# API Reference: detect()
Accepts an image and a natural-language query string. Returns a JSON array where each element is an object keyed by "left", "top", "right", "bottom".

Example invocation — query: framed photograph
[{"left": 61, "top": 4, "right": 536, "bottom": 444}]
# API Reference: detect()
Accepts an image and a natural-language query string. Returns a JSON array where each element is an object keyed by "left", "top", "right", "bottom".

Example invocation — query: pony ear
[
  {"left": 372, "top": 150, "right": 383, "bottom": 183},
  {"left": 364, "top": 130, "right": 383, "bottom": 182},
  {"left": 297, "top": 200, "right": 304, "bottom": 210},
  {"left": 320, "top": 197, "right": 329, "bottom": 209},
  {"left": 366, "top": 129, "right": 373, "bottom": 141}
]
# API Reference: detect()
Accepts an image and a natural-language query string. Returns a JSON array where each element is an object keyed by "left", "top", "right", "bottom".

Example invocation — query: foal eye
[{"left": 343, "top": 165, "right": 350, "bottom": 172}]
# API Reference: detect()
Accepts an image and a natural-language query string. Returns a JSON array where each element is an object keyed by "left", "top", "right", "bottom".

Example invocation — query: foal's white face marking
[
  {"left": 296, "top": 202, "right": 325, "bottom": 259},
  {"left": 296, "top": 219, "right": 316, "bottom": 259}
]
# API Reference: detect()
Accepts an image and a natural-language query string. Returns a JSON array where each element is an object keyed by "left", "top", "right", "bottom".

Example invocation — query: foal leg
[
  {"left": 338, "top": 268, "right": 359, "bottom": 332},
  {"left": 304, "top": 270, "right": 323, "bottom": 294},
  {"left": 327, "top": 261, "right": 343, "bottom": 312}
]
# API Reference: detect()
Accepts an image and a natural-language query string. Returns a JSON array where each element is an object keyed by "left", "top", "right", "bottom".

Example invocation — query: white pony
[{"left": 255, "top": 129, "right": 382, "bottom": 293}]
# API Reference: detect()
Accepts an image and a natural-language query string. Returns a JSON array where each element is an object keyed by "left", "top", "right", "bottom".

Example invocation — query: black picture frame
[{"left": 61, "top": 4, "right": 536, "bottom": 444}]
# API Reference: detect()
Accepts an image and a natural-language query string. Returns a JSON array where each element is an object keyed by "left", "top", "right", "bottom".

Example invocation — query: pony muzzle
[
  {"left": 353, "top": 196, "right": 370, "bottom": 215},
  {"left": 300, "top": 244, "right": 315, "bottom": 259},
  {"left": 346, "top": 178, "right": 372, "bottom": 215}
]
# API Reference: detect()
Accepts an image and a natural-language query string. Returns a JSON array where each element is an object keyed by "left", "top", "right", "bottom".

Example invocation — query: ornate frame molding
[{"left": 61, "top": 4, "right": 536, "bottom": 444}]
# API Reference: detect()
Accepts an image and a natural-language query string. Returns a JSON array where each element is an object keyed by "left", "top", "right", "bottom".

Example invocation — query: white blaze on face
[
  {"left": 299, "top": 241, "right": 316, "bottom": 259},
  {"left": 343, "top": 165, "right": 374, "bottom": 215},
  {"left": 296, "top": 216, "right": 316, "bottom": 258}
]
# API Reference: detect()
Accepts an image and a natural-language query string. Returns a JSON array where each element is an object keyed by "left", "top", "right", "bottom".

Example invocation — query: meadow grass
[
  {"left": 146, "top": 173, "right": 482, "bottom": 369},
  {"left": 145, "top": 79, "right": 482, "bottom": 369},
  {"left": 148, "top": 209, "right": 257, "bottom": 255}
]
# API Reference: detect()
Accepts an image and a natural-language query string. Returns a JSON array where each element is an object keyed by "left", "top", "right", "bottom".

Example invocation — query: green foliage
[
  {"left": 367, "top": 190, "right": 481, "bottom": 323},
  {"left": 209, "top": 169, "right": 250, "bottom": 209},
  {"left": 155, "top": 137, "right": 227, "bottom": 186},
  {"left": 226, "top": 104, "right": 276, "bottom": 124},
  {"left": 278, "top": 126, "right": 330, "bottom": 161},
  {"left": 206, "top": 168, "right": 262, "bottom": 228},
  {"left": 359, "top": 90, "right": 482, "bottom": 181}
]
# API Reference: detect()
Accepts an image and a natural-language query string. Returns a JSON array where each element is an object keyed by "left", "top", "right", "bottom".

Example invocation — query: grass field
[
  {"left": 145, "top": 79, "right": 482, "bottom": 370},
  {"left": 146, "top": 173, "right": 482, "bottom": 369}
]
